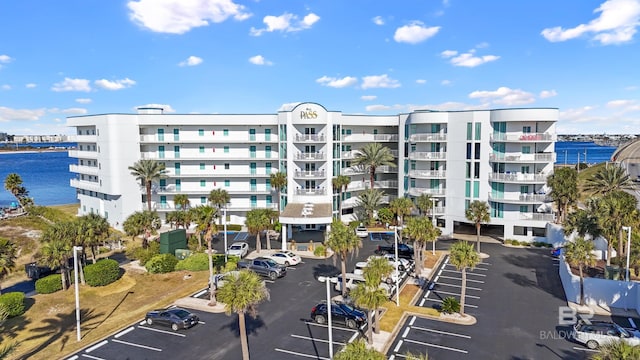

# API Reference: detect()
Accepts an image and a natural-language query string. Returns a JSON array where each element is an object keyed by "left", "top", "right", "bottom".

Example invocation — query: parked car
[
  {"left": 334, "top": 272, "right": 395, "bottom": 297},
  {"left": 375, "top": 243, "right": 414, "bottom": 259},
  {"left": 145, "top": 307, "right": 199, "bottom": 331},
  {"left": 237, "top": 257, "right": 287, "bottom": 280},
  {"left": 266, "top": 251, "right": 302, "bottom": 266},
  {"left": 355, "top": 225, "right": 369, "bottom": 238},
  {"left": 226, "top": 242, "right": 249, "bottom": 258},
  {"left": 353, "top": 260, "right": 401, "bottom": 284},
  {"left": 371, "top": 254, "right": 413, "bottom": 272},
  {"left": 572, "top": 319, "right": 640, "bottom": 349},
  {"left": 310, "top": 302, "right": 366, "bottom": 329}
]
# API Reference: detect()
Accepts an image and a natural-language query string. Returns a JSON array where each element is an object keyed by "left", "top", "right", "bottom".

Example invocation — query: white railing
[
  {"left": 342, "top": 151, "right": 358, "bottom": 159},
  {"left": 519, "top": 213, "right": 555, "bottom": 222},
  {"left": 294, "top": 134, "right": 325, "bottom": 142},
  {"left": 347, "top": 180, "right": 399, "bottom": 191},
  {"left": 489, "top": 153, "right": 555, "bottom": 162},
  {"left": 295, "top": 188, "right": 326, "bottom": 195},
  {"left": 491, "top": 133, "right": 555, "bottom": 142},
  {"left": 409, "top": 133, "right": 447, "bottom": 142},
  {"left": 74, "top": 135, "right": 97, "bottom": 143},
  {"left": 69, "top": 164, "right": 99, "bottom": 175},
  {"left": 488, "top": 172, "right": 548, "bottom": 182},
  {"left": 70, "top": 179, "right": 100, "bottom": 191},
  {"left": 294, "top": 170, "right": 326, "bottom": 178},
  {"left": 68, "top": 150, "right": 98, "bottom": 158},
  {"left": 408, "top": 187, "right": 446, "bottom": 196},
  {"left": 409, "top": 170, "right": 446, "bottom": 178},
  {"left": 295, "top": 152, "right": 325, "bottom": 160},
  {"left": 488, "top": 192, "right": 549, "bottom": 203},
  {"left": 341, "top": 134, "right": 399, "bottom": 142},
  {"left": 408, "top": 152, "right": 446, "bottom": 160}
]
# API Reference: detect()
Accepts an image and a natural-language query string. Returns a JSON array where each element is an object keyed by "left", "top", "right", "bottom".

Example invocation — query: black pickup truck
[
  {"left": 237, "top": 257, "right": 287, "bottom": 281},
  {"left": 375, "top": 243, "right": 414, "bottom": 259}
]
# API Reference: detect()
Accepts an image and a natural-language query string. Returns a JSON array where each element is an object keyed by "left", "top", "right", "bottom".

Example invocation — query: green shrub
[
  {"left": 126, "top": 241, "right": 160, "bottom": 266},
  {"left": 0, "top": 292, "right": 25, "bottom": 317},
  {"left": 215, "top": 224, "right": 242, "bottom": 231},
  {"left": 84, "top": 259, "right": 121, "bottom": 286},
  {"left": 176, "top": 253, "right": 210, "bottom": 271},
  {"left": 532, "top": 241, "right": 552, "bottom": 248},
  {"left": 145, "top": 254, "right": 179, "bottom": 274},
  {"left": 35, "top": 274, "right": 63, "bottom": 294},
  {"left": 441, "top": 297, "right": 460, "bottom": 314},
  {"left": 314, "top": 245, "right": 327, "bottom": 257}
]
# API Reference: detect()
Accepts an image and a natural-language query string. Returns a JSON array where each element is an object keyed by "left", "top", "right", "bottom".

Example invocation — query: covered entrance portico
[{"left": 279, "top": 203, "right": 333, "bottom": 251}]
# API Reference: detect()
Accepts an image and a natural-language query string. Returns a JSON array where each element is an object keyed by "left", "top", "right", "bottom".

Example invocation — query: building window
[
  {"left": 224, "top": 163, "right": 230, "bottom": 170},
  {"left": 520, "top": 185, "right": 529, "bottom": 194},
  {"left": 474, "top": 143, "right": 480, "bottom": 160},
  {"left": 466, "top": 122, "right": 472, "bottom": 140},
  {"left": 474, "top": 162, "right": 480, "bottom": 179},
  {"left": 523, "top": 126, "right": 531, "bottom": 133},
  {"left": 199, "top": 129, "right": 204, "bottom": 136},
  {"left": 466, "top": 143, "right": 472, "bottom": 159},
  {"left": 265, "top": 145, "right": 271, "bottom": 158},
  {"left": 465, "top": 181, "right": 471, "bottom": 197},
  {"left": 466, "top": 162, "right": 471, "bottom": 178},
  {"left": 199, "top": 146, "right": 205, "bottom": 153},
  {"left": 519, "top": 205, "right": 528, "bottom": 213},
  {"left": 522, "top": 146, "right": 531, "bottom": 154},
  {"left": 200, "top": 163, "right": 205, "bottom": 170},
  {"left": 173, "top": 128, "right": 179, "bottom": 141},
  {"left": 200, "top": 180, "right": 206, "bottom": 187},
  {"left": 225, "top": 180, "right": 230, "bottom": 187},
  {"left": 249, "top": 128, "right": 256, "bottom": 141},
  {"left": 473, "top": 181, "right": 480, "bottom": 198},
  {"left": 475, "top": 123, "right": 481, "bottom": 140},
  {"left": 265, "top": 128, "right": 271, "bottom": 141},
  {"left": 223, "top": 129, "right": 229, "bottom": 136},
  {"left": 201, "top": 197, "right": 206, "bottom": 204},
  {"left": 224, "top": 146, "right": 229, "bottom": 153}
]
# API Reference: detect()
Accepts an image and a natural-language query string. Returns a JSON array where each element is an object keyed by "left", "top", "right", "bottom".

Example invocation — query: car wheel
[
  {"left": 586, "top": 340, "right": 599, "bottom": 350},
  {"left": 398, "top": 265, "right": 406, "bottom": 272},
  {"left": 171, "top": 323, "right": 179, "bottom": 331},
  {"left": 269, "top": 272, "right": 277, "bottom": 281},
  {"left": 314, "top": 315, "right": 326, "bottom": 325},
  {"left": 284, "top": 261, "right": 290, "bottom": 267},
  {"left": 385, "top": 277, "right": 393, "bottom": 284},
  {"left": 146, "top": 318, "right": 153, "bottom": 325},
  {"left": 346, "top": 319, "right": 357, "bottom": 329}
]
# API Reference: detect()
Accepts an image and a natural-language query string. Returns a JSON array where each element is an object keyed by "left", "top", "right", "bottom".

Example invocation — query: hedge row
[
  {"left": 146, "top": 254, "right": 179, "bottom": 274},
  {"left": 0, "top": 292, "right": 25, "bottom": 317},
  {"left": 84, "top": 259, "right": 121, "bottom": 286},
  {"left": 35, "top": 274, "right": 63, "bottom": 294},
  {"left": 175, "top": 253, "right": 240, "bottom": 271}
]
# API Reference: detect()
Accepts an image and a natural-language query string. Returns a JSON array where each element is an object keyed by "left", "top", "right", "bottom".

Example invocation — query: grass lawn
[{"left": 4, "top": 266, "right": 209, "bottom": 360}]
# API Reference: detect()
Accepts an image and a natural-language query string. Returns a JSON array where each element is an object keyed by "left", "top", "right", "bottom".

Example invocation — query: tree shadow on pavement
[{"left": 220, "top": 314, "right": 266, "bottom": 338}]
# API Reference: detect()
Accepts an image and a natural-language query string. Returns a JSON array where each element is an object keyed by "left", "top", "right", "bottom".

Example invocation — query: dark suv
[{"left": 310, "top": 302, "right": 366, "bottom": 329}]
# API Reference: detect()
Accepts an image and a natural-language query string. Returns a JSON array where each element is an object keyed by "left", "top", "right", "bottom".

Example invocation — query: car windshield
[
  {"left": 617, "top": 324, "right": 631, "bottom": 337},
  {"left": 173, "top": 309, "right": 191, "bottom": 319},
  {"left": 230, "top": 245, "right": 241, "bottom": 250},
  {"left": 339, "top": 303, "right": 357, "bottom": 313},
  {"left": 264, "top": 259, "right": 278, "bottom": 266}
]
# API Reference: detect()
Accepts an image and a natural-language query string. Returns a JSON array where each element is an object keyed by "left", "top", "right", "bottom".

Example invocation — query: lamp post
[
  {"left": 73, "top": 246, "right": 83, "bottom": 342},
  {"left": 430, "top": 198, "right": 438, "bottom": 255},
  {"left": 317, "top": 276, "right": 333, "bottom": 359},
  {"left": 623, "top": 226, "right": 632, "bottom": 282},
  {"left": 223, "top": 206, "right": 228, "bottom": 263}
]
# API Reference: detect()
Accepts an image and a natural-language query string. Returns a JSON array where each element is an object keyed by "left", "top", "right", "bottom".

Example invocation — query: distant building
[
  {"left": 12, "top": 135, "right": 70, "bottom": 143},
  {"left": 67, "top": 103, "right": 558, "bottom": 243}
]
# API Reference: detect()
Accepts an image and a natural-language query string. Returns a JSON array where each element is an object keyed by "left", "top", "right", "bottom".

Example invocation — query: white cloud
[
  {"left": 127, "top": 0, "right": 251, "bottom": 34},
  {"left": 416, "top": 79, "right": 427, "bottom": 84},
  {"left": 316, "top": 76, "right": 358, "bottom": 88},
  {"left": 52, "top": 78, "right": 91, "bottom": 92},
  {"left": 394, "top": 21, "right": 440, "bottom": 44},
  {"left": 361, "top": 95, "right": 377, "bottom": 101},
  {"left": 250, "top": 12, "right": 320, "bottom": 36},
  {"left": 50, "top": 107, "right": 88, "bottom": 115},
  {"left": 475, "top": 42, "right": 489, "bottom": 48},
  {"left": 278, "top": 102, "right": 302, "bottom": 111},
  {"left": 372, "top": 16, "right": 384, "bottom": 26},
  {"left": 539, "top": 90, "right": 558, "bottom": 98},
  {"left": 366, "top": 104, "right": 392, "bottom": 112},
  {"left": 468, "top": 86, "right": 536, "bottom": 105},
  {"left": 0, "top": 106, "right": 46, "bottom": 122},
  {"left": 541, "top": 0, "right": 640, "bottom": 45},
  {"left": 0, "top": 55, "right": 11, "bottom": 63},
  {"left": 25, "top": 83, "right": 37, "bottom": 88},
  {"left": 361, "top": 74, "right": 401, "bottom": 89},
  {"left": 179, "top": 56, "right": 203, "bottom": 67},
  {"left": 409, "top": 101, "right": 489, "bottom": 112},
  {"left": 249, "top": 55, "right": 273, "bottom": 66},
  {"left": 1, "top": 85, "right": 11, "bottom": 90},
  {"left": 607, "top": 99, "right": 640, "bottom": 112},
  {"left": 441, "top": 79, "right": 452, "bottom": 86},
  {"left": 135, "top": 103, "right": 176, "bottom": 113},
  {"left": 75, "top": 98, "right": 92, "bottom": 104},
  {"left": 94, "top": 78, "right": 136, "bottom": 90},
  {"left": 441, "top": 49, "right": 500, "bottom": 67}
]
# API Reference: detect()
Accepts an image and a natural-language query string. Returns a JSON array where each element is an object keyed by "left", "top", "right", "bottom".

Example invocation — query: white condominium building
[{"left": 67, "top": 102, "right": 557, "bottom": 242}]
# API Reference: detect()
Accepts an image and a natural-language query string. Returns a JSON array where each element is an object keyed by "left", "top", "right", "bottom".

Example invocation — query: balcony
[
  {"left": 488, "top": 172, "right": 548, "bottom": 183},
  {"left": 294, "top": 170, "right": 326, "bottom": 178},
  {"left": 408, "top": 152, "right": 446, "bottom": 161},
  {"left": 70, "top": 178, "right": 100, "bottom": 191},
  {"left": 295, "top": 188, "right": 326, "bottom": 196},
  {"left": 342, "top": 165, "right": 396, "bottom": 175},
  {"left": 342, "top": 194, "right": 396, "bottom": 208},
  {"left": 74, "top": 134, "right": 97, "bottom": 143},
  {"left": 294, "top": 134, "right": 325, "bottom": 142},
  {"left": 341, "top": 134, "right": 399, "bottom": 142},
  {"left": 409, "top": 133, "right": 447, "bottom": 142},
  {"left": 519, "top": 213, "right": 555, "bottom": 222},
  {"left": 68, "top": 150, "right": 98, "bottom": 159},
  {"left": 342, "top": 151, "right": 358, "bottom": 159},
  {"left": 296, "top": 152, "right": 325, "bottom": 161},
  {"left": 409, "top": 170, "right": 446, "bottom": 179},
  {"left": 489, "top": 153, "right": 555, "bottom": 163},
  {"left": 347, "top": 180, "right": 398, "bottom": 191},
  {"left": 491, "top": 133, "right": 555, "bottom": 142},
  {"left": 408, "top": 187, "right": 446, "bottom": 196},
  {"left": 488, "top": 192, "right": 549, "bottom": 203},
  {"left": 69, "top": 164, "right": 99, "bottom": 176}
]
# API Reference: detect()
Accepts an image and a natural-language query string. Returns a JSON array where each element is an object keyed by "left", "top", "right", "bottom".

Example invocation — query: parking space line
[
  {"left": 442, "top": 269, "right": 486, "bottom": 277},
  {"left": 433, "top": 275, "right": 440, "bottom": 282},
  {"left": 432, "top": 289, "right": 480, "bottom": 299},
  {"left": 436, "top": 283, "right": 482, "bottom": 291},
  {"left": 264, "top": 280, "right": 275, "bottom": 284},
  {"left": 438, "top": 275, "right": 484, "bottom": 284},
  {"left": 194, "top": 289, "right": 207, "bottom": 297},
  {"left": 198, "top": 321, "right": 206, "bottom": 324},
  {"left": 112, "top": 339, "right": 162, "bottom": 352},
  {"left": 402, "top": 327, "right": 410, "bottom": 338},
  {"left": 394, "top": 340, "right": 404, "bottom": 352},
  {"left": 303, "top": 321, "right": 360, "bottom": 333},
  {"left": 404, "top": 338, "right": 468, "bottom": 354},
  {"left": 419, "top": 298, "right": 425, "bottom": 306},
  {"left": 572, "top": 347, "right": 598, "bottom": 353},
  {"left": 85, "top": 340, "right": 108, "bottom": 353},
  {"left": 274, "top": 348, "right": 330, "bottom": 360},
  {"left": 138, "top": 325, "right": 187, "bottom": 337},
  {"left": 67, "top": 356, "right": 79, "bottom": 360},
  {"left": 115, "top": 327, "right": 135, "bottom": 338},
  {"left": 411, "top": 325, "right": 471, "bottom": 339},
  {"left": 423, "top": 297, "right": 478, "bottom": 308},
  {"left": 349, "top": 331, "right": 359, "bottom": 343},
  {"left": 81, "top": 355, "right": 105, "bottom": 360},
  {"left": 409, "top": 316, "right": 416, "bottom": 326},
  {"left": 290, "top": 334, "right": 346, "bottom": 346}
]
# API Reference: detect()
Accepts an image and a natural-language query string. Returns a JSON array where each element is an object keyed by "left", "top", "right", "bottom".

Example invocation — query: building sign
[{"left": 300, "top": 108, "right": 318, "bottom": 120}]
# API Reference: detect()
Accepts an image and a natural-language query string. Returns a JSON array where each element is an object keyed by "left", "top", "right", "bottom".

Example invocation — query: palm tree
[
  {"left": 350, "top": 283, "right": 387, "bottom": 344},
  {"left": 591, "top": 339, "right": 640, "bottom": 360},
  {"left": 216, "top": 270, "right": 270, "bottom": 360},
  {"left": 0, "top": 238, "right": 17, "bottom": 294},
  {"left": 40, "top": 225, "right": 73, "bottom": 290},
  {"left": 270, "top": 171, "right": 287, "bottom": 213},
  {"left": 403, "top": 216, "right": 440, "bottom": 275},
  {"left": 208, "top": 188, "right": 230, "bottom": 226},
  {"left": 325, "top": 219, "right": 363, "bottom": 297},
  {"left": 76, "top": 213, "right": 110, "bottom": 264},
  {"left": 128, "top": 159, "right": 167, "bottom": 211},
  {"left": 547, "top": 167, "right": 578, "bottom": 223},
  {"left": 3, "top": 173, "right": 28, "bottom": 211},
  {"left": 173, "top": 193, "right": 190, "bottom": 211},
  {"left": 332, "top": 175, "right": 351, "bottom": 218},
  {"left": 583, "top": 163, "right": 635, "bottom": 196},
  {"left": 245, "top": 208, "right": 270, "bottom": 253},
  {"left": 333, "top": 339, "right": 386, "bottom": 360},
  {"left": 122, "top": 210, "right": 161, "bottom": 248},
  {"left": 389, "top": 197, "right": 414, "bottom": 228},
  {"left": 415, "top": 193, "right": 433, "bottom": 216},
  {"left": 165, "top": 210, "right": 187, "bottom": 229},
  {"left": 564, "top": 237, "right": 596, "bottom": 306},
  {"left": 352, "top": 143, "right": 396, "bottom": 189},
  {"left": 465, "top": 200, "right": 490, "bottom": 253},
  {"left": 564, "top": 208, "right": 602, "bottom": 240},
  {"left": 192, "top": 205, "right": 218, "bottom": 305},
  {"left": 448, "top": 241, "right": 480, "bottom": 316},
  {"left": 593, "top": 191, "right": 637, "bottom": 265},
  {"left": 360, "top": 256, "right": 393, "bottom": 335},
  {"left": 356, "top": 188, "right": 384, "bottom": 226},
  {"left": 260, "top": 208, "right": 278, "bottom": 250}
]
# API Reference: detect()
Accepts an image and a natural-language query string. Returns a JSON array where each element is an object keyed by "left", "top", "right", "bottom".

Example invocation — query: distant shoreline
[{"left": 0, "top": 149, "right": 68, "bottom": 155}]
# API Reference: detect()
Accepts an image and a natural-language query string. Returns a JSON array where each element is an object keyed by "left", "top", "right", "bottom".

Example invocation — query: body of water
[{"left": 554, "top": 141, "right": 617, "bottom": 165}]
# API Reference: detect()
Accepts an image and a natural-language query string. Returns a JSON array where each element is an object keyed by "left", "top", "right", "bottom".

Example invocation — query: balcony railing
[
  {"left": 295, "top": 188, "right": 326, "bottom": 195},
  {"left": 294, "top": 170, "right": 326, "bottom": 178},
  {"left": 408, "top": 187, "right": 446, "bottom": 196},
  {"left": 409, "top": 133, "right": 447, "bottom": 142},
  {"left": 488, "top": 172, "right": 548, "bottom": 182},
  {"left": 409, "top": 170, "right": 446, "bottom": 178},
  {"left": 488, "top": 192, "right": 549, "bottom": 203},
  {"left": 342, "top": 194, "right": 397, "bottom": 208},
  {"left": 341, "top": 165, "right": 396, "bottom": 175},
  {"left": 408, "top": 152, "right": 446, "bottom": 160},
  {"left": 295, "top": 152, "right": 325, "bottom": 160},
  {"left": 70, "top": 178, "right": 100, "bottom": 191},
  {"left": 68, "top": 150, "right": 98, "bottom": 159},
  {"left": 347, "top": 180, "right": 399, "bottom": 191},
  {"left": 489, "top": 153, "right": 555, "bottom": 162},
  {"left": 341, "top": 134, "right": 399, "bottom": 142},
  {"left": 342, "top": 151, "right": 358, "bottom": 159},
  {"left": 69, "top": 164, "right": 99, "bottom": 175},
  {"left": 294, "top": 134, "right": 325, "bottom": 142},
  {"left": 491, "top": 133, "right": 555, "bottom": 142},
  {"left": 519, "top": 213, "right": 555, "bottom": 222}
]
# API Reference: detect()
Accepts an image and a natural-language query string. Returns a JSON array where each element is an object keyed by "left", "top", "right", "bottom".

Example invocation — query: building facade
[{"left": 67, "top": 102, "right": 558, "bottom": 242}]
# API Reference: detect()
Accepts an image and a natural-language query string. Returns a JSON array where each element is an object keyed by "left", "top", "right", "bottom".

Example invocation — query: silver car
[{"left": 572, "top": 320, "right": 640, "bottom": 349}]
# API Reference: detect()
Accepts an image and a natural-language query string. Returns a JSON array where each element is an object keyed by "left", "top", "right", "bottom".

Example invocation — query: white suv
[{"left": 572, "top": 320, "right": 640, "bottom": 349}]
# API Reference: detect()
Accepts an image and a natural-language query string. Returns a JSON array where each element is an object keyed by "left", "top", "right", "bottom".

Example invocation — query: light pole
[
  {"left": 73, "top": 246, "right": 83, "bottom": 342},
  {"left": 623, "top": 226, "right": 632, "bottom": 282},
  {"left": 430, "top": 198, "right": 438, "bottom": 255},
  {"left": 394, "top": 224, "right": 400, "bottom": 307},
  {"left": 223, "top": 206, "right": 228, "bottom": 263},
  {"left": 317, "top": 276, "right": 333, "bottom": 359}
]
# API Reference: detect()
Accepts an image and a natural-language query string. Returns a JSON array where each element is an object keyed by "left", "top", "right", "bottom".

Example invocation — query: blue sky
[{"left": 1, "top": 0, "right": 639, "bottom": 136}]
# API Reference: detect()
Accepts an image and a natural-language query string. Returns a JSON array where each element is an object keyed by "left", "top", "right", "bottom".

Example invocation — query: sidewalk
[{"left": 567, "top": 301, "right": 640, "bottom": 318}]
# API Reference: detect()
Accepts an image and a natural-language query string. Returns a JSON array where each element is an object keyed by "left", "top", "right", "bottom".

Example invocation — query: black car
[
  {"left": 145, "top": 308, "right": 199, "bottom": 331},
  {"left": 375, "top": 243, "right": 414, "bottom": 259},
  {"left": 310, "top": 302, "right": 366, "bottom": 329}
]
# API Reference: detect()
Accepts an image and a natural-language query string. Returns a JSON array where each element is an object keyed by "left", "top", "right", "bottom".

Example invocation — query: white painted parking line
[
  {"left": 81, "top": 354, "right": 106, "bottom": 360},
  {"left": 404, "top": 338, "right": 468, "bottom": 354},
  {"left": 115, "top": 326, "right": 135, "bottom": 338},
  {"left": 444, "top": 263, "right": 488, "bottom": 271},
  {"left": 433, "top": 275, "right": 440, "bottom": 282},
  {"left": 438, "top": 275, "right": 484, "bottom": 284},
  {"left": 394, "top": 340, "right": 404, "bottom": 352},
  {"left": 442, "top": 269, "right": 486, "bottom": 277},
  {"left": 436, "top": 282, "right": 482, "bottom": 291},
  {"left": 112, "top": 339, "right": 162, "bottom": 352},
  {"left": 572, "top": 347, "right": 598, "bottom": 353},
  {"left": 290, "top": 334, "right": 346, "bottom": 346},
  {"left": 409, "top": 316, "right": 416, "bottom": 326},
  {"left": 411, "top": 325, "right": 471, "bottom": 339},
  {"left": 274, "top": 348, "right": 330, "bottom": 360},
  {"left": 67, "top": 356, "right": 79, "bottom": 360},
  {"left": 423, "top": 297, "right": 478, "bottom": 308},
  {"left": 402, "top": 327, "right": 410, "bottom": 338},
  {"left": 85, "top": 340, "right": 108, "bottom": 353},
  {"left": 264, "top": 280, "right": 275, "bottom": 283},
  {"left": 139, "top": 320, "right": 146, "bottom": 326},
  {"left": 138, "top": 325, "right": 186, "bottom": 337},
  {"left": 438, "top": 268, "right": 443, "bottom": 276},
  {"left": 432, "top": 289, "right": 480, "bottom": 299},
  {"left": 349, "top": 331, "right": 359, "bottom": 343},
  {"left": 630, "top": 318, "right": 637, "bottom": 329},
  {"left": 194, "top": 289, "right": 207, "bottom": 297},
  {"left": 303, "top": 321, "right": 360, "bottom": 333},
  {"left": 419, "top": 298, "right": 425, "bottom": 306}
]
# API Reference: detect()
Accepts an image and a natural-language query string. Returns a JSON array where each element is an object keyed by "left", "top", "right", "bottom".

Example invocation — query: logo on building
[{"left": 300, "top": 108, "right": 318, "bottom": 120}]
